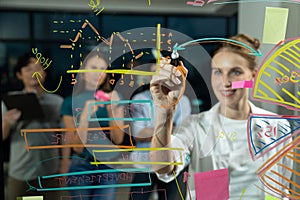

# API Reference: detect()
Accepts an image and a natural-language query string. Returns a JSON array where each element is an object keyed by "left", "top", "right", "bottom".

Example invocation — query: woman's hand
[{"left": 150, "top": 58, "right": 187, "bottom": 109}]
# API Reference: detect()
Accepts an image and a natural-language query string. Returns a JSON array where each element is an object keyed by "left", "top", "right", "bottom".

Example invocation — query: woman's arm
[
  {"left": 149, "top": 58, "right": 187, "bottom": 174},
  {"left": 150, "top": 106, "right": 176, "bottom": 174}
]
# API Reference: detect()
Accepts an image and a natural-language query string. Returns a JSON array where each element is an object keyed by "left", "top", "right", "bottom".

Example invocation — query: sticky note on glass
[
  {"left": 18, "top": 197, "right": 43, "bottom": 200},
  {"left": 232, "top": 80, "right": 253, "bottom": 89},
  {"left": 194, "top": 168, "right": 229, "bottom": 200},
  {"left": 263, "top": 7, "right": 289, "bottom": 44},
  {"left": 265, "top": 195, "right": 279, "bottom": 200}
]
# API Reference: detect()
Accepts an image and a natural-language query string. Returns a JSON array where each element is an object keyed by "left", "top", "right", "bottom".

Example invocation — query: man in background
[{"left": 2, "top": 52, "right": 63, "bottom": 200}]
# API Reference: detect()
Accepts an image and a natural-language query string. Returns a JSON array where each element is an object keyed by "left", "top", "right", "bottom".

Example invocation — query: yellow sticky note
[
  {"left": 263, "top": 7, "right": 289, "bottom": 44},
  {"left": 265, "top": 194, "right": 279, "bottom": 200},
  {"left": 21, "top": 196, "right": 44, "bottom": 200}
]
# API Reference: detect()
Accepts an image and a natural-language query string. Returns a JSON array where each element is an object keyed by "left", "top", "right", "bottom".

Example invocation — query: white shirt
[{"left": 156, "top": 102, "right": 293, "bottom": 200}]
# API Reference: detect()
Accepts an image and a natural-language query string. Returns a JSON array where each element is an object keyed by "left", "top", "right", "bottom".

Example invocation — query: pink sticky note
[
  {"left": 194, "top": 168, "right": 229, "bottom": 200},
  {"left": 232, "top": 80, "right": 253, "bottom": 89}
]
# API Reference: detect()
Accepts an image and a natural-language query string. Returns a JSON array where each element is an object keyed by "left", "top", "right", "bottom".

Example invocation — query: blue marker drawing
[
  {"left": 248, "top": 114, "right": 300, "bottom": 160},
  {"left": 173, "top": 37, "right": 262, "bottom": 56},
  {"left": 36, "top": 168, "right": 151, "bottom": 191},
  {"left": 26, "top": 156, "right": 152, "bottom": 192}
]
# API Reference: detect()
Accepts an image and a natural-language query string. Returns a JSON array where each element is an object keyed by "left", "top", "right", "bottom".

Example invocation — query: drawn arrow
[
  {"left": 173, "top": 37, "right": 262, "bottom": 56},
  {"left": 32, "top": 72, "right": 62, "bottom": 93}
]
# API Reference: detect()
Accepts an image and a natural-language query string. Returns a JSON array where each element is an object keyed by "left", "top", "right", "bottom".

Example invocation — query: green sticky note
[
  {"left": 265, "top": 194, "right": 279, "bottom": 200},
  {"left": 19, "top": 196, "right": 44, "bottom": 200},
  {"left": 263, "top": 7, "right": 289, "bottom": 44}
]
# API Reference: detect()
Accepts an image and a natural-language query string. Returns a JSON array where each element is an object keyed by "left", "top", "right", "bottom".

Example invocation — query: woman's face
[
  {"left": 17, "top": 57, "right": 46, "bottom": 88},
  {"left": 84, "top": 56, "right": 108, "bottom": 90},
  {"left": 211, "top": 51, "right": 256, "bottom": 108}
]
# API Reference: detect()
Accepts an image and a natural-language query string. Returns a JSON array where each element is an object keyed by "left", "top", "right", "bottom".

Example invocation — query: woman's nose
[{"left": 222, "top": 76, "right": 232, "bottom": 88}]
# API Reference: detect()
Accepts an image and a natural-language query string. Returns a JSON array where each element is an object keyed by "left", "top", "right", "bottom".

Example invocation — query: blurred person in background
[
  {"left": 2, "top": 52, "right": 63, "bottom": 200},
  {"left": 60, "top": 51, "right": 125, "bottom": 200}
]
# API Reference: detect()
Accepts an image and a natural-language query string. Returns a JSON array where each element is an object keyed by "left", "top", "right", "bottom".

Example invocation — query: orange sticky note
[{"left": 263, "top": 7, "right": 289, "bottom": 44}]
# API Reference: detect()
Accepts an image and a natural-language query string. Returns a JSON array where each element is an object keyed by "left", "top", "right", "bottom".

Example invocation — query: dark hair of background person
[
  {"left": 212, "top": 33, "right": 261, "bottom": 70},
  {"left": 14, "top": 52, "right": 36, "bottom": 74},
  {"left": 74, "top": 51, "right": 113, "bottom": 95}
]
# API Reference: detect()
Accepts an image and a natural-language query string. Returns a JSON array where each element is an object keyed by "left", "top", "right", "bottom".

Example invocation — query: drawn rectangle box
[
  {"left": 88, "top": 100, "right": 154, "bottom": 121},
  {"left": 21, "top": 124, "right": 134, "bottom": 150},
  {"left": 36, "top": 168, "right": 152, "bottom": 192},
  {"left": 91, "top": 147, "right": 184, "bottom": 166}
]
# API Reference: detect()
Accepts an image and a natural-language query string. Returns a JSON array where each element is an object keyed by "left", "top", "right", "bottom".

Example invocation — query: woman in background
[{"left": 61, "top": 51, "right": 124, "bottom": 200}]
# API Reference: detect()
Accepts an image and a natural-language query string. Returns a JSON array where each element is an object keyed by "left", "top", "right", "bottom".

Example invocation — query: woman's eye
[
  {"left": 214, "top": 70, "right": 221, "bottom": 75},
  {"left": 231, "top": 70, "right": 242, "bottom": 76}
]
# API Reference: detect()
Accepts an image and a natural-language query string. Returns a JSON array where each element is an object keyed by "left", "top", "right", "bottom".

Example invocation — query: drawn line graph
[
  {"left": 60, "top": 21, "right": 164, "bottom": 78},
  {"left": 60, "top": 19, "right": 134, "bottom": 55}
]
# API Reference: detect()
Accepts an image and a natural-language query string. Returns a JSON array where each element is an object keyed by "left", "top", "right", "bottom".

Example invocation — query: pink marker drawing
[
  {"left": 232, "top": 80, "right": 253, "bottom": 89},
  {"left": 186, "top": 0, "right": 217, "bottom": 6},
  {"left": 186, "top": 0, "right": 205, "bottom": 6}
]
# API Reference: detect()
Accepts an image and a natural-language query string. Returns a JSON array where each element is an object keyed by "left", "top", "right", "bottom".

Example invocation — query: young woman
[
  {"left": 60, "top": 51, "right": 124, "bottom": 199},
  {"left": 149, "top": 34, "right": 292, "bottom": 199}
]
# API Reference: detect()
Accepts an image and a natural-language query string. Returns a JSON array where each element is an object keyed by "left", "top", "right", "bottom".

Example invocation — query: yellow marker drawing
[
  {"left": 239, "top": 188, "right": 247, "bottom": 199},
  {"left": 265, "top": 195, "right": 279, "bottom": 200},
  {"left": 148, "top": 0, "right": 151, "bottom": 6},
  {"left": 67, "top": 69, "right": 157, "bottom": 76},
  {"left": 173, "top": 171, "right": 184, "bottom": 200},
  {"left": 91, "top": 147, "right": 183, "bottom": 165},
  {"left": 156, "top": 23, "right": 161, "bottom": 73},
  {"left": 253, "top": 38, "right": 300, "bottom": 110},
  {"left": 32, "top": 72, "right": 62, "bottom": 93}
]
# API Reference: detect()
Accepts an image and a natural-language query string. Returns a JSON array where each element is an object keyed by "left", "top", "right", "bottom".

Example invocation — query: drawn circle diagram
[{"left": 71, "top": 26, "right": 216, "bottom": 170}]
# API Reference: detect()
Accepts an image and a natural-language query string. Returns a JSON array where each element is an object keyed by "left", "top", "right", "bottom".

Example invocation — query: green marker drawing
[{"left": 239, "top": 188, "right": 247, "bottom": 200}]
